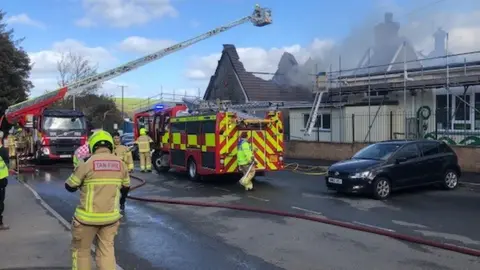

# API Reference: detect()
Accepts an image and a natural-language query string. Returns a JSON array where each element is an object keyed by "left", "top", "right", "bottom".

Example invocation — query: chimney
[
  {"left": 433, "top": 28, "right": 447, "bottom": 54},
  {"left": 374, "top": 12, "right": 400, "bottom": 47}
]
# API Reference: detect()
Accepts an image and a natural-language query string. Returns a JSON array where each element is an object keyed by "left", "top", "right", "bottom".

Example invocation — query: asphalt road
[{"left": 17, "top": 166, "right": 480, "bottom": 270}]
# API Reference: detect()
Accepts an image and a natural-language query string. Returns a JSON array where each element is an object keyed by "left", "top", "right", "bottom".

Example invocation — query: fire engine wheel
[
  {"left": 152, "top": 151, "right": 170, "bottom": 173},
  {"left": 187, "top": 158, "right": 200, "bottom": 181}
]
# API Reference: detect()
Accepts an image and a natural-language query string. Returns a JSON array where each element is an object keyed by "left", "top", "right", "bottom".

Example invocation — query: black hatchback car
[{"left": 326, "top": 140, "right": 461, "bottom": 200}]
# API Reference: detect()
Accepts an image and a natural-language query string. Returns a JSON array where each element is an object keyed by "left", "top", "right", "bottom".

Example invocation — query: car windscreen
[
  {"left": 352, "top": 143, "right": 402, "bottom": 160},
  {"left": 43, "top": 116, "right": 86, "bottom": 130}
]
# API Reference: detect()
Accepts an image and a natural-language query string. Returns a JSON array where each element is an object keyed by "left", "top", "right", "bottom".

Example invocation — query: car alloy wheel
[
  {"left": 374, "top": 178, "right": 390, "bottom": 200},
  {"left": 444, "top": 170, "right": 458, "bottom": 189}
]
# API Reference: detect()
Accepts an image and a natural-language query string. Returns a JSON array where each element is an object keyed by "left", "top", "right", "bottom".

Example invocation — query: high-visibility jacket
[
  {"left": 0, "top": 156, "right": 8, "bottom": 179},
  {"left": 237, "top": 139, "right": 253, "bottom": 166},
  {"left": 114, "top": 144, "right": 134, "bottom": 171},
  {"left": 135, "top": 135, "right": 153, "bottom": 153},
  {"left": 73, "top": 144, "right": 90, "bottom": 168},
  {"left": 65, "top": 148, "right": 130, "bottom": 225}
]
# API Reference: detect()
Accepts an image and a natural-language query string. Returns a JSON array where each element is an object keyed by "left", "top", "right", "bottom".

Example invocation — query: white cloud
[
  {"left": 6, "top": 13, "right": 45, "bottom": 29},
  {"left": 119, "top": 36, "right": 176, "bottom": 54},
  {"left": 28, "top": 39, "right": 116, "bottom": 96},
  {"left": 76, "top": 0, "right": 178, "bottom": 28},
  {"left": 185, "top": 38, "right": 335, "bottom": 81}
]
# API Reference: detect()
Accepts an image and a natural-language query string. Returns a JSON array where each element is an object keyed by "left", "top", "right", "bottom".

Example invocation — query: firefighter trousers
[
  {"left": 239, "top": 164, "right": 255, "bottom": 190},
  {"left": 9, "top": 157, "right": 16, "bottom": 171},
  {"left": 139, "top": 151, "right": 151, "bottom": 171},
  {"left": 71, "top": 219, "right": 120, "bottom": 270},
  {"left": 0, "top": 186, "right": 5, "bottom": 225}
]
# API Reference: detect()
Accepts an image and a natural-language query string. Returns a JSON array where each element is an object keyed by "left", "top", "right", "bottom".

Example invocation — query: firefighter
[
  {"left": 112, "top": 132, "right": 133, "bottom": 212},
  {"left": 135, "top": 128, "right": 153, "bottom": 172},
  {"left": 7, "top": 129, "right": 16, "bottom": 171},
  {"left": 65, "top": 130, "right": 130, "bottom": 270},
  {"left": 0, "top": 131, "right": 9, "bottom": 230},
  {"left": 237, "top": 132, "right": 255, "bottom": 191}
]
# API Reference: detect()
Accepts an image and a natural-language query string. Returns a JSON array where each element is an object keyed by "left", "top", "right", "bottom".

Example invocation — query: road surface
[{"left": 16, "top": 166, "right": 480, "bottom": 270}]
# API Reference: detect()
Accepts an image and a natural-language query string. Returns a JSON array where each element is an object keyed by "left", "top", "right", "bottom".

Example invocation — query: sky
[{"left": 2, "top": 0, "right": 480, "bottom": 101}]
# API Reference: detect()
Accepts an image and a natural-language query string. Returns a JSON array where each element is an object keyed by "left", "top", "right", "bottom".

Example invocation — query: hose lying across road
[{"left": 13, "top": 163, "right": 480, "bottom": 258}]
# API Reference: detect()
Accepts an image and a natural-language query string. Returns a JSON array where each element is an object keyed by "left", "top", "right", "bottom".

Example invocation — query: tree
[
  {"left": 0, "top": 10, "right": 33, "bottom": 131},
  {"left": 53, "top": 51, "right": 122, "bottom": 132},
  {"left": 57, "top": 51, "right": 98, "bottom": 94}
]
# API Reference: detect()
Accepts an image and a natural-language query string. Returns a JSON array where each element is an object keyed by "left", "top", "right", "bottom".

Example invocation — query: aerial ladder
[
  {"left": 3, "top": 5, "right": 273, "bottom": 124},
  {"left": 304, "top": 73, "right": 329, "bottom": 136}
]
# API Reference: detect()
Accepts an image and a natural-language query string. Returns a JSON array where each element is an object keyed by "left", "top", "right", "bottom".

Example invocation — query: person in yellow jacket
[
  {"left": 0, "top": 136, "right": 10, "bottom": 230},
  {"left": 237, "top": 132, "right": 255, "bottom": 191},
  {"left": 65, "top": 130, "right": 130, "bottom": 270},
  {"left": 135, "top": 128, "right": 153, "bottom": 172},
  {"left": 112, "top": 132, "right": 134, "bottom": 212}
]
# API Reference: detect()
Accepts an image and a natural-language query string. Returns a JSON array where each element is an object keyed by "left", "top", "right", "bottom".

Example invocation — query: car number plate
[
  {"left": 328, "top": 177, "right": 342, "bottom": 184},
  {"left": 60, "top": 154, "right": 71, "bottom": 158}
]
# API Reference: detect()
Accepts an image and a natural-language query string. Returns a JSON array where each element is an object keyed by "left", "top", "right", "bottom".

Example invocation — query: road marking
[
  {"left": 214, "top": 187, "right": 231, "bottom": 192},
  {"left": 353, "top": 221, "right": 395, "bottom": 232},
  {"left": 291, "top": 206, "right": 323, "bottom": 216},
  {"left": 247, "top": 195, "right": 269, "bottom": 202},
  {"left": 20, "top": 180, "right": 125, "bottom": 270}
]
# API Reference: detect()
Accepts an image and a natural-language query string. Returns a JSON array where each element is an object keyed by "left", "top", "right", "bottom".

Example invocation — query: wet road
[{"left": 17, "top": 166, "right": 480, "bottom": 270}]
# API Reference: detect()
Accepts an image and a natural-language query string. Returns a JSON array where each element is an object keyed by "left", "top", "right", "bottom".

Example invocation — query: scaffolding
[{"left": 311, "top": 45, "right": 480, "bottom": 144}]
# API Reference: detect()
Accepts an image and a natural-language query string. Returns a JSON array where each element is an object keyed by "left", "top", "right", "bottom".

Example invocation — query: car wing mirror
[{"left": 395, "top": 157, "right": 407, "bottom": 164}]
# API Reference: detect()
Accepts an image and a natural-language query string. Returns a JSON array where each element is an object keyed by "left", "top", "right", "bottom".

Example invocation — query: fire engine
[
  {"left": 0, "top": 89, "right": 88, "bottom": 161},
  {"left": 132, "top": 99, "right": 313, "bottom": 180},
  {"left": 0, "top": 5, "right": 273, "bottom": 162}
]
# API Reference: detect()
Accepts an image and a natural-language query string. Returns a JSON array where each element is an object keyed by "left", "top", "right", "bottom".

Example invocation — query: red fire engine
[{"left": 133, "top": 101, "right": 286, "bottom": 180}]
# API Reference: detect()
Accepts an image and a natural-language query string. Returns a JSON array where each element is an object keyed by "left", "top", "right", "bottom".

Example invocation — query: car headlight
[{"left": 349, "top": 171, "right": 373, "bottom": 179}]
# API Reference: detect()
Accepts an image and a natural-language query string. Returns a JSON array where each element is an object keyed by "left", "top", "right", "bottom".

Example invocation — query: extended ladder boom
[
  {"left": 183, "top": 98, "right": 313, "bottom": 112},
  {"left": 5, "top": 5, "right": 273, "bottom": 121}
]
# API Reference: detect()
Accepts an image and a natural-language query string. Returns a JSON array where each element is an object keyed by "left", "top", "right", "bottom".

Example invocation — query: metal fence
[{"left": 288, "top": 110, "right": 480, "bottom": 146}]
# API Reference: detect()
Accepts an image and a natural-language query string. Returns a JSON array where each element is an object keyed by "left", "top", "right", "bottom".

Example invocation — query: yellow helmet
[
  {"left": 88, "top": 130, "right": 114, "bottom": 153},
  {"left": 139, "top": 128, "right": 147, "bottom": 135}
]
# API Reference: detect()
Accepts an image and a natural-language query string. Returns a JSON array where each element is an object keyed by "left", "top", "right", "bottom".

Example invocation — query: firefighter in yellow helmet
[
  {"left": 112, "top": 131, "right": 133, "bottom": 212},
  {"left": 237, "top": 132, "right": 255, "bottom": 191},
  {"left": 135, "top": 127, "right": 153, "bottom": 172},
  {"left": 65, "top": 130, "right": 130, "bottom": 270}
]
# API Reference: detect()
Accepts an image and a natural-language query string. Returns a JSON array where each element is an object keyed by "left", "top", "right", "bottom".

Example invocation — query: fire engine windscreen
[{"left": 43, "top": 116, "right": 86, "bottom": 131}]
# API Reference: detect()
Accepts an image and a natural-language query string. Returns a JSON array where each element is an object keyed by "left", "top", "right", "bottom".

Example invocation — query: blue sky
[{"left": 2, "top": 0, "right": 479, "bottom": 100}]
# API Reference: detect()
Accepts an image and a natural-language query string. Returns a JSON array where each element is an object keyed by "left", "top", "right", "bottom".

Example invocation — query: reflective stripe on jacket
[
  {"left": 0, "top": 156, "right": 8, "bottom": 179},
  {"left": 65, "top": 148, "right": 130, "bottom": 225},
  {"left": 135, "top": 135, "right": 153, "bottom": 153},
  {"left": 114, "top": 144, "right": 134, "bottom": 170},
  {"left": 237, "top": 139, "right": 253, "bottom": 166}
]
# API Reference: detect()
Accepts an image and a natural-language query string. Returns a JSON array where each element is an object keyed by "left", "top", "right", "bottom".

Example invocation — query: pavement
[
  {"left": 11, "top": 164, "right": 480, "bottom": 270},
  {"left": 0, "top": 178, "right": 71, "bottom": 270}
]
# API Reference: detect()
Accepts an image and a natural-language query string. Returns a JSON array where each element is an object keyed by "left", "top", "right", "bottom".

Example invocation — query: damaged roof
[{"left": 204, "top": 44, "right": 312, "bottom": 102}]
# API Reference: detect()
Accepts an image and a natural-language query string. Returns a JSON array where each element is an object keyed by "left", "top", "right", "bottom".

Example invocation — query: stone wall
[{"left": 285, "top": 141, "right": 480, "bottom": 173}]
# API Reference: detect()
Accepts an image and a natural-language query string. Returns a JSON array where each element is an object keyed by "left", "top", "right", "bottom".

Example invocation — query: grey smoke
[{"left": 270, "top": 1, "right": 479, "bottom": 90}]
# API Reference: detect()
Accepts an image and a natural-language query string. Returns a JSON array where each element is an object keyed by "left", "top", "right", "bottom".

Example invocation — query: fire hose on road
[{"left": 11, "top": 163, "right": 480, "bottom": 258}]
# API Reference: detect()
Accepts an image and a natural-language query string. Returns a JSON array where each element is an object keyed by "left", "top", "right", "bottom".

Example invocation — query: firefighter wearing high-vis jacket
[
  {"left": 112, "top": 132, "right": 133, "bottom": 212},
  {"left": 135, "top": 128, "right": 153, "bottom": 172},
  {"left": 237, "top": 132, "right": 255, "bottom": 191},
  {"left": 65, "top": 130, "right": 130, "bottom": 270},
  {"left": 7, "top": 129, "right": 16, "bottom": 171}
]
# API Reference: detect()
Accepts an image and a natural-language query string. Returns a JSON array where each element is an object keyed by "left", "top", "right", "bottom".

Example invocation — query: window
[
  {"left": 43, "top": 116, "right": 86, "bottom": 130},
  {"left": 303, "top": 113, "right": 331, "bottom": 130},
  {"left": 171, "top": 122, "right": 185, "bottom": 132},
  {"left": 435, "top": 93, "right": 478, "bottom": 130},
  {"left": 202, "top": 121, "right": 216, "bottom": 133},
  {"left": 186, "top": 121, "right": 200, "bottom": 134},
  {"left": 352, "top": 143, "right": 401, "bottom": 160},
  {"left": 418, "top": 142, "right": 439, "bottom": 156},
  {"left": 394, "top": 144, "right": 420, "bottom": 161}
]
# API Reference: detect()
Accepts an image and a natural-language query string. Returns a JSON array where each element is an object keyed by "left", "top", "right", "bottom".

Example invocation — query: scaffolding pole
[{"left": 403, "top": 41, "right": 407, "bottom": 139}]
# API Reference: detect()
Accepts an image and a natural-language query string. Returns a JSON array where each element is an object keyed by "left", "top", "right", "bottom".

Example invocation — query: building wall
[
  {"left": 205, "top": 55, "right": 246, "bottom": 103},
  {"left": 286, "top": 140, "right": 480, "bottom": 172},
  {"left": 288, "top": 108, "right": 342, "bottom": 142}
]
